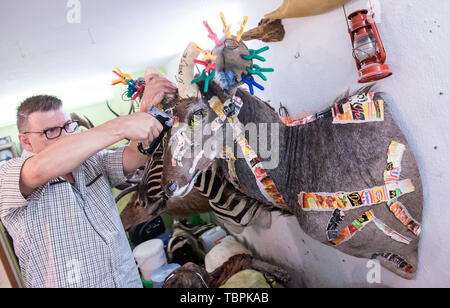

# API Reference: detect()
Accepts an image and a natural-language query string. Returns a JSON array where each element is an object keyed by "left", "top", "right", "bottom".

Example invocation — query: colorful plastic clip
[
  {"left": 235, "top": 16, "right": 248, "bottom": 43},
  {"left": 241, "top": 73, "right": 264, "bottom": 95},
  {"left": 193, "top": 59, "right": 217, "bottom": 74},
  {"left": 192, "top": 69, "right": 216, "bottom": 93},
  {"left": 241, "top": 46, "right": 270, "bottom": 62},
  {"left": 131, "top": 82, "right": 145, "bottom": 101},
  {"left": 220, "top": 12, "right": 232, "bottom": 39},
  {"left": 203, "top": 21, "right": 222, "bottom": 47},
  {"left": 246, "top": 64, "right": 274, "bottom": 81},
  {"left": 112, "top": 67, "right": 133, "bottom": 86},
  {"left": 192, "top": 44, "right": 218, "bottom": 62}
]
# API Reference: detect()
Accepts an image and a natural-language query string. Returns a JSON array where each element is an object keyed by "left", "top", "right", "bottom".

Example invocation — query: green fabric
[{"left": 220, "top": 270, "right": 270, "bottom": 288}]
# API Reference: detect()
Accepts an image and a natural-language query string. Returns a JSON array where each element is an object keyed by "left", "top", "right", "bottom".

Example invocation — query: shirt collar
[{"left": 21, "top": 149, "right": 36, "bottom": 159}]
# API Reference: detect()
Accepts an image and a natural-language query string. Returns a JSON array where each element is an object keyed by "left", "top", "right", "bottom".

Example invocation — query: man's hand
[
  {"left": 120, "top": 112, "right": 163, "bottom": 143},
  {"left": 139, "top": 68, "right": 177, "bottom": 113}
]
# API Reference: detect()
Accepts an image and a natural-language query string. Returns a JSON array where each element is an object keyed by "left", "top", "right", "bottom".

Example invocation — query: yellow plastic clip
[
  {"left": 192, "top": 44, "right": 218, "bottom": 62},
  {"left": 112, "top": 67, "right": 133, "bottom": 85},
  {"left": 220, "top": 12, "right": 232, "bottom": 39},
  {"left": 202, "top": 51, "right": 218, "bottom": 62},
  {"left": 235, "top": 16, "right": 248, "bottom": 42}
]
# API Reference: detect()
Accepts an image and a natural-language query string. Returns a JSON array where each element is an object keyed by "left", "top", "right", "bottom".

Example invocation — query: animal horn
[
  {"left": 114, "top": 184, "right": 139, "bottom": 203},
  {"left": 144, "top": 67, "right": 166, "bottom": 79},
  {"left": 177, "top": 42, "right": 201, "bottom": 99}
]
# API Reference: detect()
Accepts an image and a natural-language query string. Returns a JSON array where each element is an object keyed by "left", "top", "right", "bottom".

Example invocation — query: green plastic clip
[
  {"left": 246, "top": 64, "right": 274, "bottom": 81},
  {"left": 241, "top": 46, "right": 270, "bottom": 62},
  {"left": 191, "top": 69, "right": 216, "bottom": 93}
]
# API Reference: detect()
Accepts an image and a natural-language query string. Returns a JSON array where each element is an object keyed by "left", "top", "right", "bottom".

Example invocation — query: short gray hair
[{"left": 17, "top": 95, "right": 63, "bottom": 132}]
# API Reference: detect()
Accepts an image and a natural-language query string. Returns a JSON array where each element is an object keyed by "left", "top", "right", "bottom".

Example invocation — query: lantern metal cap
[
  {"left": 348, "top": 9, "right": 369, "bottom": 20},
  {"left": 358, "top": 63, "right": 392, "bottom": 83}
]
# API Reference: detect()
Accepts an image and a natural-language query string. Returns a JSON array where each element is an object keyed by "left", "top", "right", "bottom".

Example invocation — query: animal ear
[{"left": 177, "top": 42, "right": 201, "bottom": 99}]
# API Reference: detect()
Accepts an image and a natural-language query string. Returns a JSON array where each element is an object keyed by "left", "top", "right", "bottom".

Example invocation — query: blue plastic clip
[{"left": 241, "top": 73, "right": 264, "bottom": 95}]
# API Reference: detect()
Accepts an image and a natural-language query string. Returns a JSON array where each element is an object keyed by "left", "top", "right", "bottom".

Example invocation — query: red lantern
[{"left": 344, "top": 5, "right": 392, "bottom": 83}]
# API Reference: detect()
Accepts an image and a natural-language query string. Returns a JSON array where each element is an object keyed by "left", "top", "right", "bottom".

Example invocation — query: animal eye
[
  {"left": 190, "top": 109, "right": 208, "bottom": 130},
  {"left": 193, "top": 109, "right": 207, "bottom": 117}
]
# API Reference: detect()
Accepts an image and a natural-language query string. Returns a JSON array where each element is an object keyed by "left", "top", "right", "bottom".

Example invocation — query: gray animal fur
[{"left": 161, "top": 82, "right": 423, "bottom": 279}]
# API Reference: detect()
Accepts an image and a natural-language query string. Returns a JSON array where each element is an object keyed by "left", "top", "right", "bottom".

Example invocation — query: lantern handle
[
  {"left": 367, "top": 12, "right": 387, "bottom": 62},
  {"left": 342, "top": 5, "right": 351, "bottom": 30},
  {"left": 369, "top": 0, "right": 374, "bottom": 14}
]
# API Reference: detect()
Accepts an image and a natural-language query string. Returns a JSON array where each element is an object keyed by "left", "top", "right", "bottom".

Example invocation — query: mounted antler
[
  {"left": 242, "top": 19, "right": 285, "bottom": 43},
  {"left": 70, "top": 112, "right": 95, "bottom": 129}
]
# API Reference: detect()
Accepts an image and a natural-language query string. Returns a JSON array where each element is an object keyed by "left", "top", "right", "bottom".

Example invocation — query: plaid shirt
[{"left": 0, "top": 146, "right": 142, "bottom": 288}]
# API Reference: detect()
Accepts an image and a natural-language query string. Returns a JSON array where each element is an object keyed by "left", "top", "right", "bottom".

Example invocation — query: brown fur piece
[
  {"left": 208, "top": 254, "right": 290, "bottom": 288},
  {"left": 251, "top": 259, "right": 290, "bottom": 285},
  {"left": 208, "top": 254, "right": 254, "bottom": 288},
  {"left": 242, "top": 19, "right": 285, "bottom": 43},
  {"left": 120, "top": 193, "right": 152, "bottom": 231},
  {"left": 163, "top": 262, "right": 209, "bottom": 288}
]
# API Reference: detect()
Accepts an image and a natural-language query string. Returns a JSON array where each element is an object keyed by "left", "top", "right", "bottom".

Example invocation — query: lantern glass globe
[{"left": 354, "top": 34, "right": 377, "bottom": 62}]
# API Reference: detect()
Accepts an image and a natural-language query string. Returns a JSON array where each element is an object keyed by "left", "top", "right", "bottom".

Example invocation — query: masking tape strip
[
  {"left": 169, "top": 127, "right": 191, "bottom": 167},
  {"left": 333, "top": 92, "right": 384, "bottom": 124},
  {"left": 371, "top": 252, "right": 415, "bottom": 274},
  {"left": 189, "top": 150, "right": 204, "bottom": 175},
  {"left": 209, "top": 96, "right": 288, "bottom": 210},
  {"left": 329, "top": 209, "right": 411, "bottom": 246},
  {"left": 372, "top": 217, "right": 412, "bottom": 245},
  {"left": 384, "top": 141, "right": 406, "bottom": 184},
  {"left": 383, "top": 141, "right": 421, "bottom": 236},
  {"left": 326, "top": 209, "right": 345, "bottom": 241},
  {"left": 329, "top": 210, "right": 375, "bottom": 246},
  {"left": 279, "top": 114, "right": 317, "bottom": 127},
  {"left": 236, "top": 136, "right": 288, "bottom": 209},
  {"left": 387, "top": 200, "right": 421, "bottom": 236},
  {"left": 220, "top": 146, "right": 241, "bottom": 190},
  {"left": 299, "top": 179, "right": 415, "bottom": 211}
]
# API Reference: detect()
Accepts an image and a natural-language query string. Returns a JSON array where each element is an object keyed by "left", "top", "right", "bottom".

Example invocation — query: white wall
[{"left": 165, "top": 0, "right": 450, "bottom": 287}]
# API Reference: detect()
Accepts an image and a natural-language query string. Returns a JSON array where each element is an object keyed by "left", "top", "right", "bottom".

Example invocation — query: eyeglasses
[{"left": 23, "top": 121, "right": 79, "bottom": 140}]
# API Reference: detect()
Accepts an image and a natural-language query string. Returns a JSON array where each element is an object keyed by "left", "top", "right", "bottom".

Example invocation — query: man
[{"left": 0, "top": 72, "right": 177, "bottom": 288}]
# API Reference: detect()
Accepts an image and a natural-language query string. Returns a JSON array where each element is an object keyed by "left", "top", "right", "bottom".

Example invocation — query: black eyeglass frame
[{"left": 22, "top": 120, "right": 79, "bottom": 140}]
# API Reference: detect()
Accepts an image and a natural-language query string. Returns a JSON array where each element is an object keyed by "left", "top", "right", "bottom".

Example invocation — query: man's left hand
[{"left": 139, "top": 68, "right": 177, "bottom": 112}]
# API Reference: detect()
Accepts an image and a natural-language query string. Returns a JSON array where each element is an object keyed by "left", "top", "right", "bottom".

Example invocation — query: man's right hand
[{"left": 119, "top": 112, "right": 163, "bottom": 143}]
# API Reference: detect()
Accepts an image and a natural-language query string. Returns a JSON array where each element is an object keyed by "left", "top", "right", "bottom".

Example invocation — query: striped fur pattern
[
  {"left": 121, "top": 139, "right": 275, "bottom": 231},
  {"left": 136, "top": 138, "right": 167, "bottom": 210},
  {"left": 194, "top": 162, "right": 276, "bottom": 231}
]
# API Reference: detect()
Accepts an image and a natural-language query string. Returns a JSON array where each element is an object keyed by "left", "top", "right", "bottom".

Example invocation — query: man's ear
[{"left": 18, "top": 133, "right": 33, "bottom": 152}]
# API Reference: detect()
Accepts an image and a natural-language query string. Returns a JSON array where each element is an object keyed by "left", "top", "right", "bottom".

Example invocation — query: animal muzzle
[{"left": 163, "top": 169, "right": 202, "bottom": 198}]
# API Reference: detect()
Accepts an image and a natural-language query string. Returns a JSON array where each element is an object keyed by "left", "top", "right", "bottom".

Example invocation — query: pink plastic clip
[{"left": 203, "top": 21, "right": 223, "bottom": 47}]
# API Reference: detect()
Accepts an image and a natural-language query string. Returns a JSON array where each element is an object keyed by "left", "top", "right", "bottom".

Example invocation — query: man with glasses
[{"left": 0, "top": 72, "right": 177, "bottom": 288}]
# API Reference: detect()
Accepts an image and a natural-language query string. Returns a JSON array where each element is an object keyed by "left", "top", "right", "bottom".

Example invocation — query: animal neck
[{"left": 221, "top": 88, "right": 293, "bottom": 208}]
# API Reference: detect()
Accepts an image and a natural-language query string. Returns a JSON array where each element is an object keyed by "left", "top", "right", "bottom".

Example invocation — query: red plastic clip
[
  {"left": 131, "top": 83, "right": 145, "bottom": 101},
  {"left": 193, "top": 59, "right": 217, "bottom": 74}
]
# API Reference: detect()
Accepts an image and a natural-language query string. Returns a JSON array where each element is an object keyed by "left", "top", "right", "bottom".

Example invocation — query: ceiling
[{"left": 0, "top": 0, "right": 279, "bottom": 125}]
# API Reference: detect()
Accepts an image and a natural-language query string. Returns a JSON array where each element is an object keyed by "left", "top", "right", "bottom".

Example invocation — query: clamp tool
[{"left": 137, "top": 104, "right": 174, "bottom": 156}]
